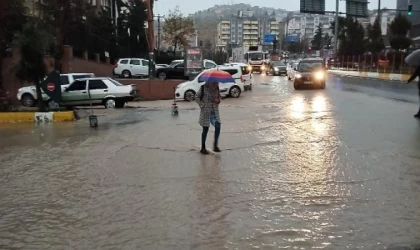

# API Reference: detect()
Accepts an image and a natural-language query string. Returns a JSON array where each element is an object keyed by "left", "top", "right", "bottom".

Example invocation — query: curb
[
  {"left": 329, "top": 70, "right": 411, "bottom": 82},
  {"left": 0, "top": 111, "right": 75, "bottom": 123}
]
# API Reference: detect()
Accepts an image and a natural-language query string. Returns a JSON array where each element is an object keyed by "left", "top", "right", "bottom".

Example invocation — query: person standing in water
[
  {"left": 407, "top": 64, "right": 420, "bottom": 118},
  {"left": 196, "top": 82, "right": 221, "bottom": 154}
]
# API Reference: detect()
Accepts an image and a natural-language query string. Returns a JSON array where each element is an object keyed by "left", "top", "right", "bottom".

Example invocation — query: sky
[{"left": 154, "top": 0, "right": 397, "bottom": 16}]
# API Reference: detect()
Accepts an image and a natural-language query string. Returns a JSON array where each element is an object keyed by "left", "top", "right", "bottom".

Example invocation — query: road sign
[
  {"left": 264, "top": 34, "right": 276, "bottom": 44},
  {"left": 286, "top": 34, "right": 300, "bottom": 43},
  {"left": 300, "top": 0, "right": 325, "bottom": 14},
  {"left": 47, "top": 83, "right": 55, "bottom": 92},
  {"left": 346, "top": 0, "right": 368, "bottom": 17}
]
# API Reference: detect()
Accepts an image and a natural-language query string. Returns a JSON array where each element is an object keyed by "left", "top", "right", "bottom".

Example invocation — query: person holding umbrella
[
  {"left": 195, "top": 70, "right": 234, "bottom": 154},
  {"left": 405, "top": 50, "right": 420, "bottom": 118}
]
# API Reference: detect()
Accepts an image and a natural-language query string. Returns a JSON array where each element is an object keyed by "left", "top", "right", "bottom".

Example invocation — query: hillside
[{"left": 191, "top": 4, "right": 290, "bottom": 48}]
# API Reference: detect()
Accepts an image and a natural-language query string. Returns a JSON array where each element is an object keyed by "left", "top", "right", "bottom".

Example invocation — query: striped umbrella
[{"left": 198, "top": 69, "right": 235, "bottom": 83}]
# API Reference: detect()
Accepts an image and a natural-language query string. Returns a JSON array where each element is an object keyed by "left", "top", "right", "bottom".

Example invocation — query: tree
[
  {"left": 0, "top": 0, "right": 26, "bottom": 89},
  {"left": 288, "top": 42, "right": 304, "bottom": 54},
  {"left": 323, "top": 33, "right": 332, "bottom": 49},
  {"left": 332, "top": 17, "right": 366, "bottom": 56},
  {"left": 365, "top": 17, "right": 385, "bottom": 55},
  {"left": 163, "top": 7, "right": 195, "bottom": 54},
  {"left": 14, "top": 20, "right": 56, "bottom": 111},
  {"left": 389, "top": 13, "right": 412, "bottom": 51},
  {"left": 311, "top": 25, "right": 323, "bottom": 50}
]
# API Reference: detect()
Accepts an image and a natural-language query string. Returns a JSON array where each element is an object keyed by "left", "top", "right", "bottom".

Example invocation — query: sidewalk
[{"left": 329, "top": 69, "right": 411, "bottom": 82}]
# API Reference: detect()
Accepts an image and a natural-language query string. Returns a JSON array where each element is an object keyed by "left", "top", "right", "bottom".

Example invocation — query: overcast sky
[{"left": 154, "top": 0, "right": 397, "bottom": 16}]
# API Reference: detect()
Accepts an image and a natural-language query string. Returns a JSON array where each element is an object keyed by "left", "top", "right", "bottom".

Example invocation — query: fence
[{"left": 329, "top": 53, "right": 414, "bottom": 75}]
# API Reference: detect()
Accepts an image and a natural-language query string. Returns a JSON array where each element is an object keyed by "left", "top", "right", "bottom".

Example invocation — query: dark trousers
[{"left": 201, "top": 122, "right": 221, "bottom": 149}]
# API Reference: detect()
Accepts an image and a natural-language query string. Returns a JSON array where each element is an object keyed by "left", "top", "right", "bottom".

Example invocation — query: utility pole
[
  {"left": 154, "top": 14, "right": 165, "bottom": 56},
  {"left": 334, "top": 0, "right": 339, "bottom": 56},
  {"left": 145, "top": 0, "right": 155, "bottom": 79},
  {"left": 378, "top": 0, "right": 381, "bottom": 21}
]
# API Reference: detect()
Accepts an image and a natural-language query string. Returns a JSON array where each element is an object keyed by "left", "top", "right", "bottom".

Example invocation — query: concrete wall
[{"left": 119, "top": 79, "right": 183, "bottom": 100}]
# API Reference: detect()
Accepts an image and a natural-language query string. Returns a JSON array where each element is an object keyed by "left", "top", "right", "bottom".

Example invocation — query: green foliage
[
  {"left": 365, "top": 17, "right": 384, "bottom": 55},
  {"left": 288, "top": 42, "right": 304, "bottom": 54},
  {"left": 334, "top": 17, "right": 366, "bottom": 56},
  {"left": 14, "top": 19, "right": 56, "bottom": 111},
  {"left": 0, "top": 0, "right": 26, "bottom": 88},
  {"left": 311, "top": 25, "right": 323, "bottom": 50},
  {"left": 163, "top": 7, "right": 195, "bottom": 54},
  {"left": 323, "top": 33, "right": 332, "bottom": 49},
  {"left": 389, "top": 13, "right": 412, "bottom": 51}
]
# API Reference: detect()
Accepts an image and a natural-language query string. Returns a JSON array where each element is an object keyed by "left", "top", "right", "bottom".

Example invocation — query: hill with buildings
[{"left": 190, "top": 4, "right": 289, "bottom": 48}]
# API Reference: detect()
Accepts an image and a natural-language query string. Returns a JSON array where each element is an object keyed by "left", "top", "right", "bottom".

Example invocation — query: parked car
[
  {"left": 268, "top": 61, "right": 287, "bottom": 76},
  {"left": 223, "top": 62, "right": 252, "bottom": 90},
  {"left": 113, "top": 58, "right": 150, "bottom": 78},
  {"left": 175, "top": 65, "right": 245, "bottom": 101},
  {"left": 156, "top": 63, "right": 188, "bottom": 80},
  {"left": 291, "top": 58, "right": 326, "bottom": 90},
  {"left": 43, "top": 77, "right": 137, "bottom": 109},
  {"left": 170, "top": 59, "right": 218, "bottom": 69},
  {"left": 17, "top": 73, "right": 95, "bottom": 107},
  {"left": 287, "top": 61, "right": 300, "bottom": 80}
]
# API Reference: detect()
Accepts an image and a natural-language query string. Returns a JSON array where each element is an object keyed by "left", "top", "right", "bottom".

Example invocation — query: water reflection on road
[{"left": 0, "top": 74, "right": 420, "bottom": 249}]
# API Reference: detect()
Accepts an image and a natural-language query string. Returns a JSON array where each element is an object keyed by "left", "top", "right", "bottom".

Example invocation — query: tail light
[
  {"left": 240, "top": 75, "right": 244, "bottom": 82},
  {"left": 114, "top": 63, "right": 118, "bottom": 68}
]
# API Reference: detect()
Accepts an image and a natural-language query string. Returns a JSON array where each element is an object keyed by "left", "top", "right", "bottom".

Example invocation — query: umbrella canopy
[
  {"left": 405, "top": 49, "right": 420, "bottom": 66},
  {"left": 198, "top": 70, "right": 235, "bottom": 83}
]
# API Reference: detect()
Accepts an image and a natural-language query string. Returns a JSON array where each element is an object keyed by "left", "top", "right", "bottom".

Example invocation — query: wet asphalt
[{"left": 0, "top": 73, "right": 420, "bottom": 249}]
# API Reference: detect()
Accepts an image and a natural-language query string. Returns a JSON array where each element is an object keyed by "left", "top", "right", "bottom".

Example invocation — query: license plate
[{"left": 304, "top": 81, "right": 312, "bottom": 84}]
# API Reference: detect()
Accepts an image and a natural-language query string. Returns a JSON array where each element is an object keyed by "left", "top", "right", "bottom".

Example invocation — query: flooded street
[{"left": 1, "top": 74, "right": 420, "bottom": 249}]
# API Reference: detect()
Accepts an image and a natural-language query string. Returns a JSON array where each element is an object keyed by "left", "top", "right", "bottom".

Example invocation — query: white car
[
  {"left": 223, "top": 62, "right": 252, "bottom": 90},
  {"left": 175, "top": 65, "right": 245, "bottom": 101},
  {"left": 17, "top": 73, "right": 95, "bottom": 107},
  {"left": 113, "top": 58, "right": 150, "bottom": 78},
  {"left": 43, "top": 77, "right": 137, "bottom": 109}
]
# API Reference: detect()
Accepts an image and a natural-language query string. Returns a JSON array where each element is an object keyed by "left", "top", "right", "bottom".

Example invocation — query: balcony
[{"left": 243, "top": 30, "right": 251, "bottom": 35}]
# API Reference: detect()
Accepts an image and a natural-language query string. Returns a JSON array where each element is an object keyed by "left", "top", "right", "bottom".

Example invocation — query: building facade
[{"left": 216, "top": 18, "right": 280, "bottom": 47}]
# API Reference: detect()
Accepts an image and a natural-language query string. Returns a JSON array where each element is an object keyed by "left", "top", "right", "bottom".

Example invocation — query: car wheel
[
  {"left": 184, "top": 90, "right": 196, "bottom": 102},
  {"left": 21, "top": 94, "right": 35, "bottom": 107},
  {"left": 229, "top": 86, "right": 241, "bottom": 98},
  {"left": 104, "top": 98, "right": 116, "bottom": 109},
  {"left": 293, "top": 82, "right": 300, "bottom": 90},
  {"left": 115, "top": 101, "right": 125, "bottom": 108},
  {"left": 158, "top": 72, "right": 167, "bottom": 80},
  {"left": 288, "top": 76, "right": 291, "bottom": 80},
  {"left": 122, "top": 70, "right": 131, "bottom": 78}
]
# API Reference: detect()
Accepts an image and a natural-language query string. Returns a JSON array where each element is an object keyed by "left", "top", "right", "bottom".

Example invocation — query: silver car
[{"left": 44, "top": 77, "right": 137, "bottom": 109}]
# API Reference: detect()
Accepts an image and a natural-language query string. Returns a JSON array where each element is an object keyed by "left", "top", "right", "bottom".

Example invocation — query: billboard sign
[
  {"left": 264, "top": 34, "right": 277, "bottom": 44},
  {"left": 346, "top": 0, "right": 368, "bottom": 17},
  {"left": 184, "top": 47, "right": 203, "bottom": 77},
  {"left": 286, "top": 33, "right": 300, "bottom": 43},
  {"left": 300, "top": 0, "right": 325, "bottom": 14},
  {"left": 288, "top": 18, "right": 300, "bottom": 30}
]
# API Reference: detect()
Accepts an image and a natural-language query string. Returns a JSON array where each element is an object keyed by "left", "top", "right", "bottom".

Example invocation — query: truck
[{"left": 232, "top": 46, "right": 270, "bottom": 74}]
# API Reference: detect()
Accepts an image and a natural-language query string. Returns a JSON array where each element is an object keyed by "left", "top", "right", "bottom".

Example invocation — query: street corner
[{"left": 0, "top": 111, "right": 75, "bottom": 123}]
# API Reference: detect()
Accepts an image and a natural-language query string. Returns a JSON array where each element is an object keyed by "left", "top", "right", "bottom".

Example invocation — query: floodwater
[{"left": 1, "top": 74, "right": 420, "bottom": 249}]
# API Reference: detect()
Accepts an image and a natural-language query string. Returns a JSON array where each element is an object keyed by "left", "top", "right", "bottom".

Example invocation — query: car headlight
[
  {"left": 261, "top": 66, "right": 265, "bottom": 70},
  {"left": 274, "top": 67, "right": 279, "bottom": 71},
  {"left": 247, "top": 66, "right": 252, "bottom": 71},
  {"left": 295, "top": 74, "right": 302, "bottom": 79},
  {"left": 315, "top": 72, "right": 324, "bottom": 80}
]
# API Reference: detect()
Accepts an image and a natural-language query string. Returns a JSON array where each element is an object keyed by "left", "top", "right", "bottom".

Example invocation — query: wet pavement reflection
[{"left": 1, "top": 74, "right": 420, "bottom": 249}]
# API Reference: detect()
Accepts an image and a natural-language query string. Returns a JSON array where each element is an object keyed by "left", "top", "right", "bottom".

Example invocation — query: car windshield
[
  {"left": 272, "top": 61, "right": 285, "bottom": 67},
  {"left": 249, "top": 53, "right": 263, "bottom": 60},
  {"left": 298, "top": 61, "right": 323, "bottom": 71},
  {"left": 108, "top": 78, "right": 124, "bottom": 86}
]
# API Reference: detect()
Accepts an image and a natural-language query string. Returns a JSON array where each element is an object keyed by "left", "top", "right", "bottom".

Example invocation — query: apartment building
[
  {"left": 216, "top": 18, "right": 280, "bottom": 47},
  {"left": 283, "top": 13, "right": 335, "bottom": 41}
]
